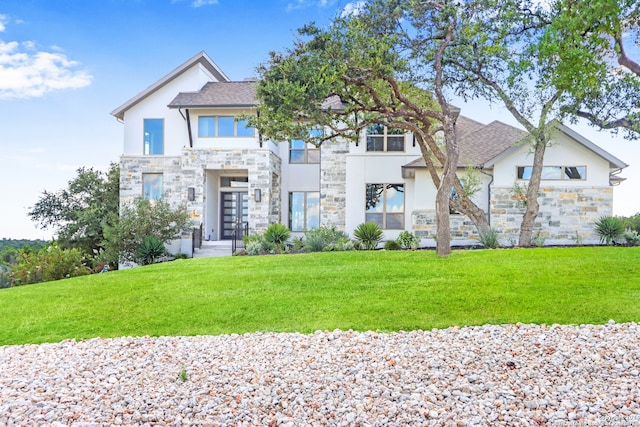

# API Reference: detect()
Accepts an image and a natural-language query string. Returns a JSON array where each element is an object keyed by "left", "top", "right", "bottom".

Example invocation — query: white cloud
[
  {"left": 0, "top": 14, "right": 8, "bottom": 32},
  {"left": 171, "top": 0, "right": 218, "bottom": 7},
  {"left": 0, "top": 41, "right": 92, "bottom": 99},
  {"left": 341, "top": 1, "right": 366, "bottom": 18},
  {"left": 286, "top": 0, "right": 336, "bottom": 12}
]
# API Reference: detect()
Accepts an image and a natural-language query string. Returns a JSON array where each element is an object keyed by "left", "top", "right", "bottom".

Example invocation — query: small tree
[{"left": 102, "top": 198, "right": 191, "bottom": 266}]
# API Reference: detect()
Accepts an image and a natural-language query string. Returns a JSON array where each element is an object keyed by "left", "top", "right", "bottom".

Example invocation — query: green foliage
[
  {"left": 2, "top": 247, "right": 640, "bottom": 345},
  {"left": 0, "top": 239, "right": 47, "bottom": 253},
  {"left": 303, "top": 226, "right": 350, "bottom": 252},
  {"left": 532, "top": 233, "right": 546, "bottom": 248},
  {"left": 397, "top": 230, "right": 420, "bottom": 250},
  {"left": 102, "top": 198, "right": 191, "bottom": 266},
  {"left": 28, "top": 163, "right": 119, "bottom": 263},
  {"left": 11, "top": 243, "right": 90, "bottom": 286},
  {"left": 384, "top": 240, "right": 402, "bottom": 250},
  {"left": 478, "top": 229, "right": 500, "bottom": 249},
  {"left": 354, "top": 222, "right": 383, "bottom": 250},
  {"left": 263, "top": 223, "right": 291, "bottom": 252},
  {"left": 179, "top": 366, "right": 188, "bottom": 382},
  {"left": 459, "top": 167, "right": 482, "bottom": 199},
  {"left": 622, "top": 229, "right": 640, "bottom": 247},
  {"left": 135, "top": 236, "right": 166, "bottom": 266},
  {"left": 619, "top": 213, "right": 640, "bottom": 234},
  {"left": 595, "top": 216, "right": 624, "bottom": 245}
]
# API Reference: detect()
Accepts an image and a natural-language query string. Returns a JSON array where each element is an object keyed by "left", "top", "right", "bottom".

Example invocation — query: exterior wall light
[
  {"left": 188, "top": 187, "right": 195, "bottom": 201},
  {"left": 255, "top": 188, "right": 261, "bottom": 202}
]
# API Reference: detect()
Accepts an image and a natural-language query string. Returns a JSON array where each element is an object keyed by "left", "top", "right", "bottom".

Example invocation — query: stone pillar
[{"left": 320, "top": 139, "right": 350, "bottom": 230}]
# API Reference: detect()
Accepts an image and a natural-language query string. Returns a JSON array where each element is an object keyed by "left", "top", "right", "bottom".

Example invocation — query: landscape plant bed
[{"left": 1, "top": 246, "right": 638, "bottom": 346}]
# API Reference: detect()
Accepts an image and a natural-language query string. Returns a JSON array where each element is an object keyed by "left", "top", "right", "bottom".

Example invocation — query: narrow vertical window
[
  {"left": 289, "top": 191, "right": 320, "bottom": 231},
  {"left": 142, "top": 173, "right": 163, "bottom": 200},
  {"left": 143, "top": 119, "right": 164, "bottom": 155}
]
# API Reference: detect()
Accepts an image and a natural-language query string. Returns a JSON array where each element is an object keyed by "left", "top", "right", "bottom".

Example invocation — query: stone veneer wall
[
  {"left": 181, "top": 148, "right": 281, "bottom": 235},
  {"left": 411, "top": 186, "right": 613, "bottom": 245},
  {"left": 320, "top": 140, "right": 350, "bottom": 231},
  {"left": 490, "top": 186, "right": 613, "bottom": 244},
  {"left": 120, "top": 156, "right": 183, "bottom": 206}
]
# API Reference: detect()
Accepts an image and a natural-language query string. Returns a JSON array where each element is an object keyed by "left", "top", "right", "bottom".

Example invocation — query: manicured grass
[{"left": 1, "top": 247, "right": 638, "bottom": 345}]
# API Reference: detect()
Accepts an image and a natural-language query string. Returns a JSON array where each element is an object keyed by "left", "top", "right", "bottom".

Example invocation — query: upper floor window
[
  {"left": 144, "top": 119, "right": 164, "bottom": 155},
  {"left": 365, "top": 183, "right": 404, "bottom": 229},
  {"left": 289, "top": 191, "right": 320, "bottom": 231},
  {"left": 142, "top": 173, "right": 163, "bottom": 200},
  {"left": 366, "top": 124, "right": 405, "bottom": 152},
  {"left": 290, "top": 128, "right": 322, "bottom": 164},
  {"left": 517, "top": 166, "right": 587, "bottom": 180},
  {"left": 198, "top": 116, "right": 255, "bottom": 137}
]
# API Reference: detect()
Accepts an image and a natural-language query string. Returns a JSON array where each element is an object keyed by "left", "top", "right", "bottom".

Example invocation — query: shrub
[
  {"left": 478, "top": 229, "right": 500, "bottom": 249},
  {"left": 354, "top": 222, "right": 383, "bottom": 250},
  {"left": 595, "top": 216, "right": 623, "bottom": 245},
  {"left": 397, "top": 231, "right": 420, "bottom": 250},
  {"left": 135, "top": 236, "right": 166, "bottom": 266},
  {"left": 332, "top": 237, "right": 355, "bottom": 251},
  {"left": 12, "top": 244, "right": 90, "bottom": 285},
  {"left": 304, "top": 232, "right": 326, "bottom": 252},
  {"left": 532, "top": 233, "right": 546, "bottom": 247},
  {"left": 246, "top": 240, "right": 265, "bottom": 256},
  {"left": 302, "top": 226, "right": 349, "bottom": 252},
  {"left": 263, "top": 223, "right": 291, "bottom": 252},
  {"left": 384, "top": 240, "right": 402, "bottom": 250},
  {"left": 622, "top": 229, "right": 640, "bottom": 246}
]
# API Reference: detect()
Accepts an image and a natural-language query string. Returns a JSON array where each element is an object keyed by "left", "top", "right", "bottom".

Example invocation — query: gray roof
[
  {"left": 403, "top": 116, "right": 526, "bottom": 169},
  {"left": 111, "top": 51, "right": 229, "bottom": 121},
  {"left": 168, "top": 81, "right": 258, "bottom": 108}
]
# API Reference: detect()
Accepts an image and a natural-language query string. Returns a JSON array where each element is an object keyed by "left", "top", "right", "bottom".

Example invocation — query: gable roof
[
  {"left": 403, "top": 116, "right": 526, "bottom": 169},
  {"left": 168, "top": 81, "right": 257, "bottom": 108},
  {"left": 111, "top": 51, "right": 229, "bottom": 121},
  {"left": 555, "top": 123, "right": 628, "bottom": 169}
]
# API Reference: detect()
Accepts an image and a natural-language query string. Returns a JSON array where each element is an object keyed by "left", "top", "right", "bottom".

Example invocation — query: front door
[{"left": 220, "top": 191, "right": 249, "bottom": 240}]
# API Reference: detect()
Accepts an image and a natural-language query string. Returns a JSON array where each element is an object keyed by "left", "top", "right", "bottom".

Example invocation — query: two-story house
[{"left": 111, "top": 51, "right": 627, "bottom": 252}]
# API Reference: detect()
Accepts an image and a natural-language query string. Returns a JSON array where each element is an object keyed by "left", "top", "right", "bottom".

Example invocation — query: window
[
  {"left": 365, "top": 184, "right": 404, "bottom": 229},
  {"left": 197, "top": 116, "right": 256, "bottom": 137},
  {"left": 198, "top": 117, "right": 215, "bottom": 137},
  {"left": 220, "top": 176, "right": 249, "bottom": 187},
  {"left": 289, "top": 192, "right": 320, "bottom": 231},
  {"left": 142, "top": 173, "right": 163, "bottom": 200},
  {"left": 143, "top": 119, "right": 163, "bottom": 155},
  {"left": 289, "top": 129, "right": 321, "bottom": 164},
  {"left": 517, "top": 166, "right": 587, "bottom": 180},
  {"left": 366, "top": 124, "right": 405, "bottom": 152}
]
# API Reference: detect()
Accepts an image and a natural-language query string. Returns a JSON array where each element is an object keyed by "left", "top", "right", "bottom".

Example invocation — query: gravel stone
[{"left": 0, "top": 323, "right": 639, "bottom": 425}]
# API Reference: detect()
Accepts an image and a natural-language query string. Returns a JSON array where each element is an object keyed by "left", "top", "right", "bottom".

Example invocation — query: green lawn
[{"left": 1, "top": 247, "right": 638, "bottom": 346}]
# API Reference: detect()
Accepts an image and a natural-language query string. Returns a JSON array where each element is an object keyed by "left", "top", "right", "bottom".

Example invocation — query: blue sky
[{"left": 1, "top": 0, "right": 638, "bottom": 240}]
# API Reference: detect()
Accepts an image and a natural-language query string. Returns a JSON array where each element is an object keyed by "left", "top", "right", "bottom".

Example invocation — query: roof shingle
[{"left": 168, "top": 81, "right": 257, "bottom": 108}]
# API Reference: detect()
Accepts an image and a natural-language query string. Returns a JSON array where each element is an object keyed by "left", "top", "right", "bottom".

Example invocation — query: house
[{"left": 111, "top": 52, "right": 628, "bottom": 252}]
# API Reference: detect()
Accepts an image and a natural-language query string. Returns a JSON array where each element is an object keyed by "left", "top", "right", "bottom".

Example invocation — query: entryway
[{"left": 220, "top": 191, "right": 248, "bottom": 240}]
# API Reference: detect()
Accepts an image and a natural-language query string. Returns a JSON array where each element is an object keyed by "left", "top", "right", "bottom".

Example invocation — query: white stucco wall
[{"left": 121, "top": 65, "right": 218, "bottom": 156}]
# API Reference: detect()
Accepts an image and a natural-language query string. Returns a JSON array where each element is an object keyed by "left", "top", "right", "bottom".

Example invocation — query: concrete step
[{"left": 193, "top": 241, "right": 234, "bottom": 258}]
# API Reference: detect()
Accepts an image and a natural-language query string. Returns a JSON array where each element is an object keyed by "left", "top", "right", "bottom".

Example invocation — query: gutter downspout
[
  {"left": 185, "top": 108, "right": 193, "bottom": 148},
  {"left": 479, "top": 166, "right": 494, "bottom": 227}
]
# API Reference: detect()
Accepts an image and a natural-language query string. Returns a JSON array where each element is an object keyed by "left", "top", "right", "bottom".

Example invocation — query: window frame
[
  {"left": 197, "top": 115, "right": 256, "bottom": 138},
  {"left": 142, "top": 173, "right": 163, "bottom": 200},
  {"left": 143, "top": 118, "right": 164, "bottom": 155},
  {"left": 289, "top": 191, "right": 320, "bottom": 231},
  {"left": 365, "top": 183, "right": 405, "bottom": 229},
  {"left": 366, "top": 125, "right": 406, "bottom": 152},
  {"left": 517, "top": 166, "right": 587, "bottom": 181},
  {"left": 289, "top": 128, "right": 322, "bottom": 164}
]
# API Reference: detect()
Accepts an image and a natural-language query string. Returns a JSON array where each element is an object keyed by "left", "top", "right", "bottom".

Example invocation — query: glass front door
[{"left": 220, "top": 191, "right": 248, "bottom": 240}]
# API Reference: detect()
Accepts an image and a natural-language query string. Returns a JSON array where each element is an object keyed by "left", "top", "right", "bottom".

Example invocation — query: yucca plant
[
  {"left": 353, "top": 222, "right": 383, "bottom": 250},
  {"left": 595, "top": 216, "right": 623, "bottom": 245},
  {"left": 477, "top": 229, "right": 500, "bottom": 249},
  {"left": 263, "top": 223, "right": 291, "bottom": 252},
  {"left": 136, "top": 236, "right": 166, "bottom": 265}
]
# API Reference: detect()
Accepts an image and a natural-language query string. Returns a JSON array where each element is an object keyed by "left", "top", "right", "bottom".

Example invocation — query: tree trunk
[
  {"left": 436, "top": 118, "right": 459, "bottom": 256},
  {"left": 518, "top": 141, "right": 547, "bottom": 247}
]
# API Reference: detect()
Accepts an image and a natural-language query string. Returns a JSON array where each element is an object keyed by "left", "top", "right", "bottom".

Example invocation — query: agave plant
[
  {"left": 353, "top": 222, "right": 383, "bottom": 250},
  {"left": 263, "top": 223, "right": 291, "bottom": 252},
  {"left": 136, "top": 236, "right": 166, "bottom": 265},
  {"left": 594, "top": 216, "right": 623, "bottom": 245}
]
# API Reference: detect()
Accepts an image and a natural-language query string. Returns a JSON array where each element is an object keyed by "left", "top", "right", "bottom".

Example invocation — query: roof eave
[
  {"left": 111, "top": 51, "right": 230, "bottom": 121},
  {"left": 555, "top": 123, "right": 629, "bottom": 169},
  {"left": 167, "top": 103, "right": 258, "bottom": 109}
]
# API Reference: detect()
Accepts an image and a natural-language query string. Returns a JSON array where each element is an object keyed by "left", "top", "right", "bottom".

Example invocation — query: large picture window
[
  {"left": 289, "top": 192, "right": 320, "bottom": 231},
  {"left": 197, "top": 116, "right": 255, "bottom": 137},
  {"left": 142, "top": 173, "right": 163, "bottom": 200},
  {"left": 365, "top": 184, "right": 404, "bottom": 229},
  {"left": 143, "top": 119, "right": 164, "bottom": 155},
  {"left": 366, "top": 124, "right": 405, "bottom": 152},
  {"left": 517, "top": 166, "right": 587, "bottom": 180}
]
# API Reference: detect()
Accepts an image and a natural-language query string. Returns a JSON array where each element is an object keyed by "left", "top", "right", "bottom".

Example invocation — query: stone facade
[
  {"left": 411, "top": 186, "right": 613, "bottom": 245},
  {"left": 120, "top": 156, "right": 183, "bottom": 206},
  {"left": 320, "top": 140, "right": 350, "bottom": 231},
  {"left": 490, "top": 186, "right": 613, "bottom": 244}
]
